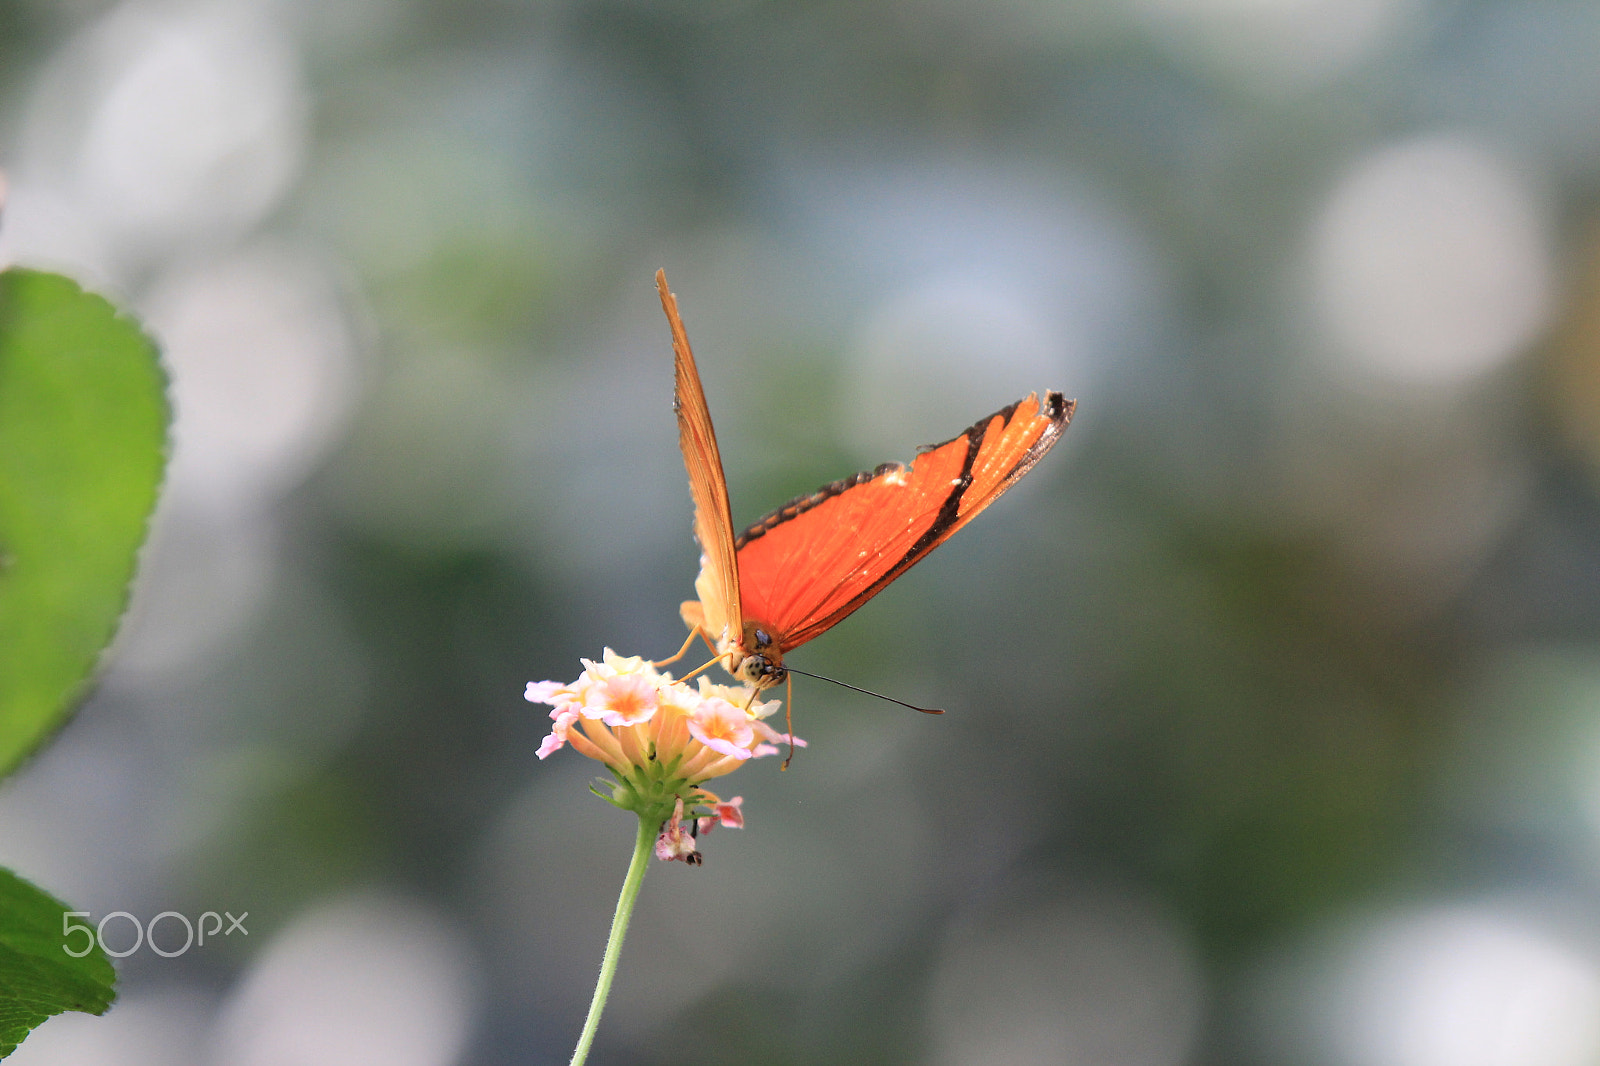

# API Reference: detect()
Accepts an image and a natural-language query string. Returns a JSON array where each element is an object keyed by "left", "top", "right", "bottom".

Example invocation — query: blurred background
[{"left": 4, "top": 0, "right": 1600, "bottom": 1063}]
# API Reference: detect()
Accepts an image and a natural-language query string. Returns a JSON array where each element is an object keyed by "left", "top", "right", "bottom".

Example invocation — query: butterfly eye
[{"left": 753, "top": 628, "right": 773, "bottom": 648}]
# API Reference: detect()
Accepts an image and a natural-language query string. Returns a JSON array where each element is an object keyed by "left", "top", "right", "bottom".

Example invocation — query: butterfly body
[
  {"left": 677, "top": 601, "right": 787, "bottom": 687},
  {"left": 657, "top": 270, "right": 1074, "bottom": 693}
]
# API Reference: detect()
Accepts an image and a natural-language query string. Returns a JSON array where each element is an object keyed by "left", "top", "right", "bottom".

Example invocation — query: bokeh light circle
[{"left": 1309, "top": 134, "right": 1552, "bottom": 386}]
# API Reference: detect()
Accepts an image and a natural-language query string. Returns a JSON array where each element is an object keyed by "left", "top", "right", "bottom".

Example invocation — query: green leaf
[
  {"left": 0, "top": 867, "right": 116, "bottom": 1057},
  {"left": 0, "top": 268, "right": 169, "bottom": 777}
]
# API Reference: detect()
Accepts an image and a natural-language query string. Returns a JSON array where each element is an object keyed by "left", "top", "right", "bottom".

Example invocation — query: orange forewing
[
  {"left": 733, "top": 392, "right": 1074, "bottom": 650},
  {"left": 657, "top": 270, "right": 742, "bottom": 647}
]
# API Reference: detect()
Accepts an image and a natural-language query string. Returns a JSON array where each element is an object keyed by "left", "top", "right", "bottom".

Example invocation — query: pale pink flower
[
  {"left": 584, "top": 672, "right": 658, "bottom": 727},
  {"left": 525, "top": 648, "right": 801, "bottom": 861},
  {"left": 697, "top": 796, "right": 744, "bottom": 834},
  {"left": 753, "top": 718, "right": 808, "bottom": 750},
  {"left": 687, "top": 698, "right": 756, "bottom": 759},
  {"left": 524, "top": 680, "right": 568, "bottom": 704},
  {"left": 577, "top": 649, "right": 653, "bottom": 685},
  {"left": 535, "top": 708, "right": 581, "bottom": 760},
  {"left": 696, "top": 678, "right": 782, "bottom": 720},
  {"left": 654, "top": 798, "right": 701, "bottom": 865}
]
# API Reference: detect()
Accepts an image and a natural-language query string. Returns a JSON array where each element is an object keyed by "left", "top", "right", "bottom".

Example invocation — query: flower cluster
[{"left": 526, "top": 649, "right": 803, "bottom": 862}]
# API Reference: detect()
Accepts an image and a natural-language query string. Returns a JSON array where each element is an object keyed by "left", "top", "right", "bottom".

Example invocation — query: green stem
[{"left": 570, "top": 813, "right": 655, "bottom": 1066}]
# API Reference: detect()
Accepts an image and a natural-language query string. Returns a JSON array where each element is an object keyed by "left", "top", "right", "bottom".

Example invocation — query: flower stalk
[{"left": 568, "top": 814, "right": 655, "bottom": 1066}]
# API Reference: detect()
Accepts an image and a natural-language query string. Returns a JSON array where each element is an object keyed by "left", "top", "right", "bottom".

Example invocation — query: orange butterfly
[{"left": 656, "top": 269, "right": 1074, "bottom": 710}]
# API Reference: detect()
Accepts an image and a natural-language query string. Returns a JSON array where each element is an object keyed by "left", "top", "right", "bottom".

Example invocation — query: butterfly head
[{"left": 732, "top": 623, "right": 787, "bottom": 689}]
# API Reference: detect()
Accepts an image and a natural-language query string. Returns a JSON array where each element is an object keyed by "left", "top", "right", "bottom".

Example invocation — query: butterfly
[{"left": 655, "top": 268, "right": 1074, "bottom": 709}]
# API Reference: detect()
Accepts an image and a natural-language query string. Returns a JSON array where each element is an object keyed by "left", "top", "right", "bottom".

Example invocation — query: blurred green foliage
[
  {"left": 0, "top": 269, "right": 168, "bottom": 776},
  {"left": 0, "top": 869, "right": 116, "bottom": 1058},
  {"left": 0, "top": 267, "right": 169, "bottom": 1053}
]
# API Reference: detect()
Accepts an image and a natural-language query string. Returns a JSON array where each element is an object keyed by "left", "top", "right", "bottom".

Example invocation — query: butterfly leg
[
  {"left": 654, "top": 621, "right": 723, "bottom": 668},
  {"left": 677, "top": 651, "right": 731, "bottom": 684},
  {"left": 781, "top": 673, "right": 795, "bottom": 771},
  {"left": 652, "top": 628, "right": 701, "bottom": 668}
]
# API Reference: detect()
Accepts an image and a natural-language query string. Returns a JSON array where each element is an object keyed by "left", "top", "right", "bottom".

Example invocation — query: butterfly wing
[
  {"left": 735, "top": 391, "right": 1075, "bottom": 651},
  {"left": 658, "top": 270, "right": 744, "bottom": 650}
]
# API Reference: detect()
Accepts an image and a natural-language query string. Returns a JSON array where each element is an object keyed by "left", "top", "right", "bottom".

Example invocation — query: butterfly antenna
[{"left": 784, "top": 668, "right": 945, "bottom": 715}]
